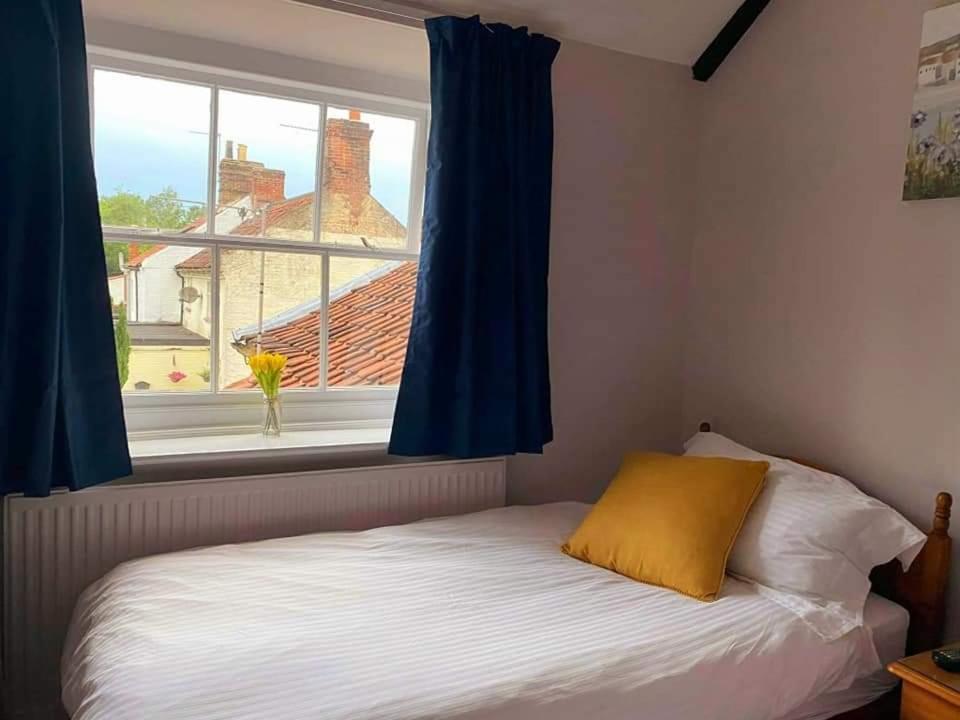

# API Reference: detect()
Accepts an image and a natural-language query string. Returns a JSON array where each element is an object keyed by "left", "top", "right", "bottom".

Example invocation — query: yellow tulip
[{"left": 246, "top": 351, "right": 288, "bottom": 399}]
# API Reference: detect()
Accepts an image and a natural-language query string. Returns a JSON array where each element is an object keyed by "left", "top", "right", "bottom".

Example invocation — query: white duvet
[{"left": 63, "top": 503, "right": 884, "bottom": 720}]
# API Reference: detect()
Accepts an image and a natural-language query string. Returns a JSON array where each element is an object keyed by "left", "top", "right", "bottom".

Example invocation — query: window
[{"left": 91, "top": 51, "right": 427, "bottom": 439}]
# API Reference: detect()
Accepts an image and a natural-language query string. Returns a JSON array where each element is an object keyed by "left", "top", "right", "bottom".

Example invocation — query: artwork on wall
[{"left": 905, "top": 1, "right": 960, "bottom": 200}]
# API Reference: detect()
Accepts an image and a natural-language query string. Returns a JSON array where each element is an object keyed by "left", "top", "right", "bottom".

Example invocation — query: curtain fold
[
  {"left": 1, "top": 0, "right": 132, "bottom": 496},
  {"left": 390, "top": 16, "right": 559, "bottom": 458}
]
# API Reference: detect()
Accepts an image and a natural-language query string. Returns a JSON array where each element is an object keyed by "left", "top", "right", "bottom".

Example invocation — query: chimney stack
[
  {"left": 324, "top": 111, "right": 372, "bottom": 204},
  {"left": 218, "top": 142, "right": 286, "bottom": 207}
]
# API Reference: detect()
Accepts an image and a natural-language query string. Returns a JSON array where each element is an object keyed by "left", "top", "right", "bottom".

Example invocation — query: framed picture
[{"left": 904, "top": 1, "right": 960, "bottom": 200}]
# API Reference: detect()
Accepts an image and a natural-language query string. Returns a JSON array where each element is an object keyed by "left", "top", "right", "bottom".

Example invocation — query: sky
[
  {"left": 93, "top": 69, "right": 417, "bottom": 225},
  {"left": 922, "top": 3, "right": 960, "bottom": 48}
]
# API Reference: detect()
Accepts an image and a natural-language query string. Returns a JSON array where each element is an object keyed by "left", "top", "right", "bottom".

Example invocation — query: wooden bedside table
[{"left": 889, "top": 645, "right": 960, "bottom": 719}]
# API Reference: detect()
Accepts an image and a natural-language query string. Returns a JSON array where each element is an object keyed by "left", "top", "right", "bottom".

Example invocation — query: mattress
[
  {"left": 63, "top": 502, "right": 893, "bottom": 720},
  {"left": 779, "top": 593, "right": 907, "bottom": 720}
]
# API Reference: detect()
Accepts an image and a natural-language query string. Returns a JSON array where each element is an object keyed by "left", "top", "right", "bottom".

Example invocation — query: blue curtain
[
  {"left": 390, "top": 16, "right": 560, "bottom": 458},
  {"left": 1, "top": 0, "right": 132, "bottom": 496}
]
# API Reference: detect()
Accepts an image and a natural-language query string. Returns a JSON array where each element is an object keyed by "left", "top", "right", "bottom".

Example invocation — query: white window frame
[{"left": 88, "top": 48, "right": 429, "bottom": 441}]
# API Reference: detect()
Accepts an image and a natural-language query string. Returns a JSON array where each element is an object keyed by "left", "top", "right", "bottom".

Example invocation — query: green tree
[
  {"left": 100, "top": 186, "right": 203, "bottom": 229},
  {"left": 99, "top": 189, "right": 151, "bottom": 227},
  {"left": 99, "top": 187, "right": 204, "bottom": 274},
  {"left": 145, "top": 189, "right": 201, "bottom": 227},
  {"left": 114, "top": 303, "right": 131, "bottom": 388}
]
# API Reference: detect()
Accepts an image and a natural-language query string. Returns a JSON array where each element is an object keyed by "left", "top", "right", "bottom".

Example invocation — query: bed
[{"left": 61, "top": 432, "right": 952, "bottom": 720}]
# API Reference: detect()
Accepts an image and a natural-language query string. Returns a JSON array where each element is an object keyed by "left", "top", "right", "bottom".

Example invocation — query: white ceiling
[
  {"left": 83, "top": 0, "right": 432, "bottom": 82},
  {"left": 83, "top": 0, "right": 746, "bottom": 68},
  {"left": 410, "top": 0, "right": 745, "bottom": 66}
]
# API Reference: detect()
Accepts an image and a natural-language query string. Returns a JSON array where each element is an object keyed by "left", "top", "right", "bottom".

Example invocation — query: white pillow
[{"left": 684, "top": 432, "right": 926, "bottom": 640}]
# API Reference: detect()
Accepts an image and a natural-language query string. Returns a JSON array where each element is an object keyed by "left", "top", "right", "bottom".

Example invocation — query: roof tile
[
  {"left": 175, "top": 249, "right": 212, "bottom": 270},
  {"left": 229, "top": 261, "right": 417, "bottom": 389}
]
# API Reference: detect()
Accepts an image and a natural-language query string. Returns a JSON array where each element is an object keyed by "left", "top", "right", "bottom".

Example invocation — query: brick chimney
[
  {"left": 324, "top": 112, "right": 372, "bottom": 204},
  {"left": 218, "top": 143, "right": 286, "bottom": 207}
]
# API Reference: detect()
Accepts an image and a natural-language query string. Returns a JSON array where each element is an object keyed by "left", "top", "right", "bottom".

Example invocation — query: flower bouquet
[{"left": 247, "top": 351, "right": 287, "bottom": 436}]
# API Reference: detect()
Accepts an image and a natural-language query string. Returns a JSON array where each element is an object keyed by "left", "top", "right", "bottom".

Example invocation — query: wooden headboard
[{"left": 697, "top": 422, "right": 953, "bottom": 653}]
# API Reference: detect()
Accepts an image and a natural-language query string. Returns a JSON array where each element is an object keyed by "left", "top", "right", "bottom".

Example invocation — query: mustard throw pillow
[{"left": 562, "top": 452, "right": 768, "bottom": 601}]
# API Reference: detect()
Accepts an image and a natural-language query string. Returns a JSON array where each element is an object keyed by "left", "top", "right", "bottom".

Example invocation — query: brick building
[{"left": 116, "top": 112, "right": 414, "bottom": 392}]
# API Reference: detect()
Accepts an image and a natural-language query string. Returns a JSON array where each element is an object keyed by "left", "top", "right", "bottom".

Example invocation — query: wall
[
  {"left": 180, "top": 272, "right": 212, "bottom": 339},
  {"left": 107, "top": 274, "right": 124, "bottom": 306},
  {"left": 683, "top": 0, "right": 960, "bottom": 634},
  {"left": 218, "top": 251, "right": 322, "bottom": 386},
  {"left": 509, "top": 41, "right": 701, "bottom": 504},
  {"left": 134, "top": 246, "right": 199, "bottom": 323},
  {"left": 126, "top": 346, "right": 210, "bottom": 392}
]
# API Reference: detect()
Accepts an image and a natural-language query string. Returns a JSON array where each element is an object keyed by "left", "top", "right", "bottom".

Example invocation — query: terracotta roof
[
  {"left": 232, "top": 193, "right": 314, "bottom": 236},
  {"left": 176, "top": 249, "right": 212, "bottom": 270},
  {"left": 229, "top": 261, "right": 417, "bottom": 389},
  {"left": 181, "top": 214, "right": 207, "bottom": 233},
  {"left": 230, "top": 189, "right": 406, "bottom": 239},
  {"left": 125, "top": 245, "right": 166, "bottom": 268},
  {"left": 174, "top": 188, "right": 406, "bottom": 270}
]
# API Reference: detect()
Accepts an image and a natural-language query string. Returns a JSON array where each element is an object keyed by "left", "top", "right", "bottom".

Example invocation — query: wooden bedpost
[
  {"left": 872, "top": 492, "right": 953, "bottom": 654},
  {"left": 935, "top": 492, "right": 953, "bottom": 535},
  {"left": 907, "top": 492, "right": 953, "bottom": 652}
]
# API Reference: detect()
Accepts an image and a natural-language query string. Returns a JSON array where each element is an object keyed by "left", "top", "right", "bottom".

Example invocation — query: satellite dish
[{"left": 179, "top": 286, "right": 201, "bottom": 304}]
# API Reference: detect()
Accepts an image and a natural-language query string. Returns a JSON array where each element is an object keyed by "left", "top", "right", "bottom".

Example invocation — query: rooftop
[
  {"left": 229, "top": 261, "right": 417, "bottom": 388},
  {"left": 127, "top": 323, "right": 210, "bottom": 347},
  {"left": 175, "top": 249, "right": 212, "bottom": 271},
  {"left": 214, "top": 187, "right": 406, "bottom": 241},
  {"left": 124, "top": 244, "right": 165, "bottom": 268}
]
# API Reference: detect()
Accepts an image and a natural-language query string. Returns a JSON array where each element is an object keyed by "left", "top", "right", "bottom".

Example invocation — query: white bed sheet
[
  {"left": 779, "top": 593, "right": 907, "bottom": 720},
  {"left": 63, "top": 502, "right": 890, "bottom": 720}
]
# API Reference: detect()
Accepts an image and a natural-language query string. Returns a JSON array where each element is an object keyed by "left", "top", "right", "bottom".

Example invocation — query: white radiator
[{"left": 2, "top": 458, "right": 506, "bottom": 720}]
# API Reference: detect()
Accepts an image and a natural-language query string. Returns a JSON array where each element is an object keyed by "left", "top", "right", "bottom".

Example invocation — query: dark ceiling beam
[{"left": 692, "top": 0, "right": 772, "bottom": 82}]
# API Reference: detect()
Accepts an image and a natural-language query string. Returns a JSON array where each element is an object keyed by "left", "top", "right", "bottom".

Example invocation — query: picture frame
[{"left": 904, "top": 1, "right": 960, "bottom": 200}]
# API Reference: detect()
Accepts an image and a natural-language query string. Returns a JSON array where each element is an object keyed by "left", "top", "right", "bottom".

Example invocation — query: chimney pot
[
  {"left": 238, "top": 144, "right": 248, "bottom": 162},
  {"left": 349, "top": 109, "right": 361, "bottom": 121},
  {"left": 225, "top": 140, "right": 234, "bottom": 160}
]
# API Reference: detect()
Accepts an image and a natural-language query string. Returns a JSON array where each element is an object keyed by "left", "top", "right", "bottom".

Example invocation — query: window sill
[{"left": 128, "top": 427, "right": 391, "bottom": 468}]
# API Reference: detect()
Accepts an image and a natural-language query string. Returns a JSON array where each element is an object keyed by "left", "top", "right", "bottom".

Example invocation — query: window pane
[
  {"left": 218, "top": 249, "right": 322, "bottom": 390},
  {"left": 320, "top": 108, "right": 416, "bottom": 249},
  {"left": 216, "top": 90, "right": 320, "bottom": 241},
  {"left": 94, "top": 70, "right": 210, "bottom": 233},
  {"left": 104, "top": 242, "right": 211, "bottom": 393},
  {"left": 327, "top": 257, "right": 415, "bottom": 387}
]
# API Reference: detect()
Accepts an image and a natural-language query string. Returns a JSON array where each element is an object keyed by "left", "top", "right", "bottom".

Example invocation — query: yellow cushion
[{"left": 562, "top": 452, "right": 768, "bottom": 601}]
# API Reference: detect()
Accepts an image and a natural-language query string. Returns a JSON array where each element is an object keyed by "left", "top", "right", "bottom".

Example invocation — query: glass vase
[{"left": 262, "top": 394, "right": 282, "bottom": 436}]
